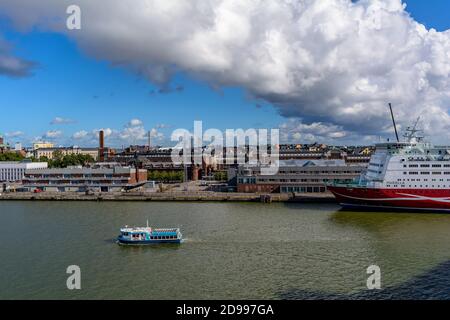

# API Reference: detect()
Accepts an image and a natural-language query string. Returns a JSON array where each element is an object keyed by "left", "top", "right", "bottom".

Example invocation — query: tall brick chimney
[{"left": 99, "top": 130, "right": 105, "bottom": 162}]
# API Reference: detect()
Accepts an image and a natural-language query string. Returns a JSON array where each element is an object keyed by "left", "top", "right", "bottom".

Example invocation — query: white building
[
  {"left": 0, "top": 161, "right": 48, "bottom": 182},
  {"left": 34, "top": 146, "right": 99, "bottom": 161}
]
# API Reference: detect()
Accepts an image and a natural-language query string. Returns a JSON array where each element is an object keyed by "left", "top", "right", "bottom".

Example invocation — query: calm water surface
[{"left": 1, "top": 201, "right": 450, "bottom": 299}]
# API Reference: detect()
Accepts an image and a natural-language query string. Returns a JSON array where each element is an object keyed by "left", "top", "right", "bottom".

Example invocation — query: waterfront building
[
  {"left": 278, "top": 144, "right": 373, "bottom": 164},
  {"left": 112, "top": 144, "right": 372, "bottom": 183},
  {"left": 0, "top": 161, "right": 48, "bottom": 182},
  {"left": 235, "top": 159, "right": 365, "bottom": 193},
  {"left": 113, "top": 148, "right": 204, "bottom": 181},
  {"left": 22, "top": 166, "right": 147, "bottom": 192},
  {"left": 34, "top": 146, "right": 99, "bottom": 160}
]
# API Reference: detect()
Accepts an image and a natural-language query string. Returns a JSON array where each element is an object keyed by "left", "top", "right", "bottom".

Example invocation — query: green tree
[
  {"left": 45, "top": 153, "right": 95, "bottom": 168},
  {"left": 176, "top": 171, "right": 184, "bottom": 182},
  {"left": 147, "top": 170, "right": 184, "bottom": 183},
  {"left": 160, "top": 171, "right": 169, "bottom": 182},
  {"left": 0, "top": 152, "right": 24, "bottom": 161},
  {"left": 214, "top": 171, "right": 227, "bottom": 181},
  {"left": 153, "top": 171, "right": 162, "bottom": 181},
  {"left": 53, "top": 150, "right": 63, "bottom": 160}
]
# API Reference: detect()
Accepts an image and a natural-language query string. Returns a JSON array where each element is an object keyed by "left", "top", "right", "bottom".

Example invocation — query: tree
[
  {"left": 152, "top": 171, "right": 162, "bottom": 181},
  {"left": 53, "top": 150, "right": 63, "bottom": 160},
  {"left": 214, "top": 171, "right": 227, "bottom": 181},
  {"left": 0, "top": 152, "right": 24, "bottom": 161},
  {"left": 46, "top": 153, "right": 95, "bottom": 168},
  {"left": 147, "top": 170, "right": 184, "bottom": 183},
  {"left": 160, "top": 171, "right": 169, "bottom": 182},
  {"left": 175, "top": 171, "right": 184, "bottom": 182}
]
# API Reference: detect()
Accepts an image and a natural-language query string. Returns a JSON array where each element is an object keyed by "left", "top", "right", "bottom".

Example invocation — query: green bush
[
  {"left": 214, "top": 171, "right": 227, "bottom": 181},
  {"left": 147, "top": 170, "right": 184, "bottom": 182},
  {"left": 0, "top": 152, "right": 24, "bottom": 161},
  {"left": 46, "top": 153, "right": 95, "bottom": 168}
]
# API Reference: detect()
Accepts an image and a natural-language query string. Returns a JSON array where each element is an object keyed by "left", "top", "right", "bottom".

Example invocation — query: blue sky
[
  {"left": 1, "top": 0, "right": 450, "bottom": 147},
  {"left": 0, "top": 30, "right": 281, "bottom": 146}
]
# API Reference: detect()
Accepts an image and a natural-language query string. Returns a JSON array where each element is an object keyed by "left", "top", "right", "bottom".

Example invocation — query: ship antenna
[{"left": 388, "top": 103, "right": 400, "bottom": 142}]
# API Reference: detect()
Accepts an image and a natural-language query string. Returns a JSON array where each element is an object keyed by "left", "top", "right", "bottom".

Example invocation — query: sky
[{"left": 0, "top": 0, "right": 450, "bottom": 147}]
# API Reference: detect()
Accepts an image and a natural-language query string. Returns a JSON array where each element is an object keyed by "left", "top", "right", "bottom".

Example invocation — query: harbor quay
[{"left": 0, "top": 190, "right": 336, "bottom": 203}]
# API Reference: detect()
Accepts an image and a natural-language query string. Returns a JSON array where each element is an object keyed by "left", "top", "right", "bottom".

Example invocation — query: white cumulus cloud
[
  {"left": 70, "top": 120, "right": 165, "bottom": 146},
  {"left": 2, "top": 0, "right": 450, "bottom": 141},
  {"left": 128, "top": 119, "right": 143, "bottom": 127},
  {"left": 51, "top": 117, "right": 76, "bottom": 125},
  {"left": 5, "top": 131, "right": 24, "bottom": 138},
  {"left": 44, "top": 130, "right": 63, "bottom": 139},
  {"left": 72, "top": 130, "right": 88, "bottom": 139},
  {"left": 280, "top": 119, "right": 349, "bottom": 143}
]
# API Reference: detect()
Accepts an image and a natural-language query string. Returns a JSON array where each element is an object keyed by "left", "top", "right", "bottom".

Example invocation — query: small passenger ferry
[{"left": 117, "top": 222, "right": 182, "bottom": 245}]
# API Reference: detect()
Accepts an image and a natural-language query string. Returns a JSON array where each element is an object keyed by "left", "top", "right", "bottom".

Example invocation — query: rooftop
[{"left": 26, "top": 166, "right": 135, "bottom": 174}]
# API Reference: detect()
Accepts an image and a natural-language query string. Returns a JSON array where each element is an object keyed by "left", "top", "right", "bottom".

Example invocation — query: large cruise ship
[{"left": 327, "top": 119, "right": 450, "bottom": 212}]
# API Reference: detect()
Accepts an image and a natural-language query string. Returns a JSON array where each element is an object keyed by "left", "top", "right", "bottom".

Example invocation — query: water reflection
[
  {"left": 280, "top": 209, "right": 450, "bottom": 299},
  {"left": 279, "top": 259, "right": 450, "bottom": 300},
  {"left": 329, "top": 210, "right": 450, "bottom": 239}
]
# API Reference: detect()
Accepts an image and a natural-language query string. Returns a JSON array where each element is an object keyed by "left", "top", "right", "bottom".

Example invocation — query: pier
[{"left": 0, "top": 191, "right": 337, "bottom": 203}]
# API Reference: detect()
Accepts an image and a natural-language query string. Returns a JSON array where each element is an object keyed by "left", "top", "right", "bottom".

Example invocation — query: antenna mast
[
  {"left": 388, "top": 103, "right": 399, "bottom": 142},
  {"left": 404, "top": 116, "right": 423, "bottom": 142}
]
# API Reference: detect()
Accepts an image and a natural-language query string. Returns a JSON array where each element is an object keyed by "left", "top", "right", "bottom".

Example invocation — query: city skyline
[{"left": 1, "top": 0, "right": 450, "bottom": 148}]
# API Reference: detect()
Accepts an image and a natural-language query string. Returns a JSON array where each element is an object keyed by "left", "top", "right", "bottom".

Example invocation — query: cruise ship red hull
[{"left": 327, "top": 186, "right": 450, "bottom": 212}]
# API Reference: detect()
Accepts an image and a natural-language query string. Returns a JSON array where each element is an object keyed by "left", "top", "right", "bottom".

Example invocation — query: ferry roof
[{"left": 120, "top": 227, "right": 179, "bottom": 233}]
